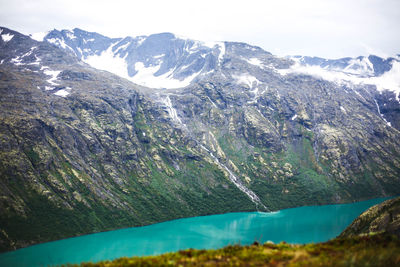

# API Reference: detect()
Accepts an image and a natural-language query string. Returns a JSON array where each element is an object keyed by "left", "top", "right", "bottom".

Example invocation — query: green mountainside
[
  {"left": 0, "top": 27, "right": 400, "bottom": 252},
  {"left": 0, "top": 59, "right": 255, "bottom": 251}
]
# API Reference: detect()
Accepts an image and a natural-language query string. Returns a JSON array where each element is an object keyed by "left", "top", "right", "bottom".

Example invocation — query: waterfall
[
  {"left": 200, "top": 145, "right": 268, "bottom": 211},
  {"left": 163, "top": 95, "right": 182, "bottom": 124}
]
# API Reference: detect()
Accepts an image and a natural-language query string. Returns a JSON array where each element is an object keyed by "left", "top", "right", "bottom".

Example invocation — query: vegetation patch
[{"left": 75, "top": 234, "right": 400, "bottom": 267}]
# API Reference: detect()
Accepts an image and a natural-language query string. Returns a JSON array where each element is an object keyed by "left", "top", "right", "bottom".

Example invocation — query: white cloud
[{"left": 0, "top": 0, "right": 399, "bottom": 58}]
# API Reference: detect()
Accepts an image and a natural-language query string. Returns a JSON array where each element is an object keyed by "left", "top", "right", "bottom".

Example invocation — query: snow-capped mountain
[
  {"left": 279, "top": 54, "right": 400, "bottom": 102},
  {"left": 22, "top": 27, "right": 400, "bottom": 129},
  {"left": 41, "top": 28, "right": 225, "bottom": 88},
  {"left": 2, "top": 26, "right": 400, "bottom": 252},
  {"left": 0, "top": 27, "right": 79, "bottom": 97},
  {"left": 291, "top": 55, "right": 397, "bottom": 76},
  {"left": 40, "top": 28, "right": 400, "bottom": 102}
]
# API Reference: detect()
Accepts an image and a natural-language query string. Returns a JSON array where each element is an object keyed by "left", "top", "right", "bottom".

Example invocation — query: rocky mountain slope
[
  {"left": 340, "top": 196, "right": 400, "bottom": 238},
  {"left": 0, "top": 27, "right": 256, "bottom": 251},
  {"left": 291, "top": 54, "right": 398, "bottom": 76},
  {"left": 42, "top": 28, "right": 400, "bottom": 130},
  {"left": 40, "top": 28, "right": 224, "bottom": 89},
  {"left": 285, "top": 54, "right": 400, "bottom": 130},
  {"left": 0, "top": 26, "right": 400, "bottom": 251}
]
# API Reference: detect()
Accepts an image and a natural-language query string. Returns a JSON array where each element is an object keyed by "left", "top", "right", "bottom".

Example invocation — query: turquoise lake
[{"left": 0, "top": 197, "right": 390, "bottom": 267}]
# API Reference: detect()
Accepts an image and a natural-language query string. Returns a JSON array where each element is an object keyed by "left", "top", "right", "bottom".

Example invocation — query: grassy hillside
[{"left": 75, "top": 234, "right": 399, "bottom": 267}]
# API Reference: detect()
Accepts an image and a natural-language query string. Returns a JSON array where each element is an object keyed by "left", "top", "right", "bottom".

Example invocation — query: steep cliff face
[
  {"left": 0, "top": 26, "right": 400, "bottom": 251},
  {"left": 340, "top": 197, "right": 400, "bottom": 238}
]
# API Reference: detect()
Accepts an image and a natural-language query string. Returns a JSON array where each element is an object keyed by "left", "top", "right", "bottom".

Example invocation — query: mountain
[
  {"left": 283, "top": 54, "right": 400, "bottom": 129},
  {"left": 42, "top": 28, "right": 400, "bottom": 129},
  {"left": 1, "top": 26, "right": 400, "bottom": 251},
  {"left": 40, "top": 28, "right": 224, "bottom": 89},
  {"left": 340, "top": 196, "right": 400, "bottom": 238},
  {"left": 0, "top": 27, "right": 256, "bottom": 251},
  {"left": 291, "top": 55, "right": 398, "bottom": 76}
]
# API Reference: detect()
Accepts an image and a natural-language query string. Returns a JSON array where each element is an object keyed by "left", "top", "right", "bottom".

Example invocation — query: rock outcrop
[{"left": 340, "top": 197, "right": 400, "bottom": 238}]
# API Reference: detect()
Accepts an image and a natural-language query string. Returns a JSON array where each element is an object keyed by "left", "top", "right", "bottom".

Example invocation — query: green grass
[
  {"left": 74, "top": 234, "right": 400, "bottom": 267},
  {"left": 24, "top": 147, "right": 40, "bottom": 166}
]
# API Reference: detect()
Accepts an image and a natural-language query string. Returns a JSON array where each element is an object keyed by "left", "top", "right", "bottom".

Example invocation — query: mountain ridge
[
  {"left": 41, "top": 28, "right": 400, "bottom": 93},
  {"left": 42, "top": 28, "right": 226, "bottom": 89},
  {"left": 41, "top": 28, "right": 400, "bottom": 130}
]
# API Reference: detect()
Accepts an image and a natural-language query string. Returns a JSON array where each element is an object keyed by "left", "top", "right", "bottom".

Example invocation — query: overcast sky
[{"left": 0, "top": 0, "right": 399, "bottom": 58}]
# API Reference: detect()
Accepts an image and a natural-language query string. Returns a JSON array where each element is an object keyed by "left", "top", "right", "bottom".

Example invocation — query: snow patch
[
  {"left": 201, "top": 69, "right": 215, "bottom": 76},
  {"left": 114, "top": 42, "right": 131, "bottom": 53},
  {"left": 132, "top": 61, "right": 200, "bottom": 89},
  {"left": 291, "top": 114, "right": 298, "bottom": 120},
  {"left": 54, "top": 89, "right": 70, "bottom": 97},
  {"left": 20, "top": 46, "right": 37, "bottom": 59},
  {"left": 180, "top": 62, "right": 193, "bottom": 71},
  {"left": 132, "top": 62, "right": 160, "bottom": 84},
  {"left": 136, "top": 37, "right": 146, "bottom": 46},
  {"left": 247, "top": 57, "right": 263, "bottom": 67},
  {"left": 84, "top": 40, "right": 199, "bottom": 89},
  {"left": 84, "top": 42, "right": 130, "bottom": 79},
  {"left": 278, "top": 61, "right": 400, "bottom": 102},
  {"left": 77, "top": 47, "right": 83, "bottom": 56},
  {"left": 47, "top": 37, "right": 74, "bottom": 52},
  {"left": 86, "top": 38, "right": 95, "bottom": 42},
  {"left": 233, "top": 74, "right": 260, "bottom": 89},
  {"left": 30, "top": 31, "right": 49, "bottom": 41},
  {"left": 10, "top": 56, "right": 23, "bottom": 65},
  {"left": 1, "top": 33, "right": 14, "bottom": 42},
  {"left": 65, "top": 32, "right": 76, "bottom": 40},
  {"left": 43, "top": 68, "right": 61, "bottom": 85},
  {"left": 343, "top": 57, "right": 374, "bottom": 76}
]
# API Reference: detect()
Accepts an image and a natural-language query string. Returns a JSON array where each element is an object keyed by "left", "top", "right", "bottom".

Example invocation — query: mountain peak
[{"left": 41, "top": 28, "right": 229, "bottom": 88}]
